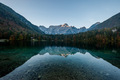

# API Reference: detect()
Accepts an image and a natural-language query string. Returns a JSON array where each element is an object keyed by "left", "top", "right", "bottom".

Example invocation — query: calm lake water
[{"left": 0, "top": 42, "right": 120, "bottom": 80}]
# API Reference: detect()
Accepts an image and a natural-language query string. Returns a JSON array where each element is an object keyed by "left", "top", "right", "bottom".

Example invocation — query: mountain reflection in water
[{"left": 0, "top": 46, "right": 120, "bottom": 80}]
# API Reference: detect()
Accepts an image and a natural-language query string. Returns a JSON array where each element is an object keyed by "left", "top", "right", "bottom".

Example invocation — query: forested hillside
[{"left": 0, "top": 3, "right": 44, "bottom": 40}]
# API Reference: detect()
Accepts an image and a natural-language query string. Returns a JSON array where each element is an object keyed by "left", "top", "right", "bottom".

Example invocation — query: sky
[{"left": 0, "top": 0, "right": 120, "bottom": 28}]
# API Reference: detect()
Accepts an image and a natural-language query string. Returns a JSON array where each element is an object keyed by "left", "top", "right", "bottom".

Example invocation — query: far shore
[{"left": 0, "top": 39, "right": 9, "bottom": 42}]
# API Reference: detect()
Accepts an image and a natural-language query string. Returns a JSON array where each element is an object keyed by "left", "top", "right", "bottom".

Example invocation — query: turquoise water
[{"left": 0, "top": 42, "right": 120, "bottom": 80}]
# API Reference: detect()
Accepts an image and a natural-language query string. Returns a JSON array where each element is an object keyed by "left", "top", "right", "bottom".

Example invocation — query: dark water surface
[{"left": 0, "top": 42, "right": 120, "bottom": 80}]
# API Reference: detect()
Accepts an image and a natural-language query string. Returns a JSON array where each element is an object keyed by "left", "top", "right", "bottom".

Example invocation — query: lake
[{"left": 0, "top": 41, "right": 120, "bottom": 80}]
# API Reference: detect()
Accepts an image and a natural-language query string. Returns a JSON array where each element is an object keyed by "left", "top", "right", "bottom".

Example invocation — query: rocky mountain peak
[
  {"left": 39, "top": 23, "right": 87, "bottom": 35},
  {"left": 95, "top": 22, "right": 101, "bottom": 24},
  {"left": 88, "top": 22, "right": 101, "bottom": 31},
  {"left": 80, "top": 26, "right": 86, "bottom": 29},
  {"left": 61, "top": 23, "right": 69, "bottom": 27}
]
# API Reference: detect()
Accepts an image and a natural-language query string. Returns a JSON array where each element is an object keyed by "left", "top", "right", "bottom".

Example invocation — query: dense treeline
[
  {"left": 40, "top": 27, "right": 120, "bottom": 47},
  {"left": 1, "top": 27, "right": 120, "bottom": 48}
]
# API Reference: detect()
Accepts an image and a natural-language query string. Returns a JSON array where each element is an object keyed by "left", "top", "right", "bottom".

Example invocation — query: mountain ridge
[
  {"left": 88, "top": 22, "right": 100, "bottom": 31},
  {"left": 39, "top": 23, "right": 87, "bottom": 35},
  {"left": 0, "top": 2, "right": 44, "bottom": 38},
  {"left": 88, "top": 12, "right": 120, "bottom": 30},
  {"left": 40, "top": 12, "right": 120, "bottom": 34}
]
